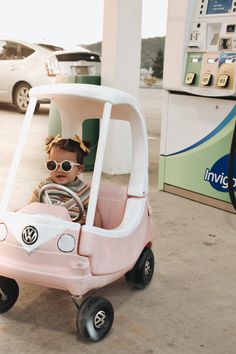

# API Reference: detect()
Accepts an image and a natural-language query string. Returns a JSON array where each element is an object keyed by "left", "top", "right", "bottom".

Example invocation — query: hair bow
[
  {"left": 71, "top": 134, "right": 90, "bottom": 153},
  {"left": 45, "top": 134, "right": 90, "bottom": 153}
]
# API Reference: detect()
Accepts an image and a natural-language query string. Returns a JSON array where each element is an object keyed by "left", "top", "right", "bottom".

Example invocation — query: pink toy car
[{"left": 0, "top": 83, "right": 154, "bottom": 341}]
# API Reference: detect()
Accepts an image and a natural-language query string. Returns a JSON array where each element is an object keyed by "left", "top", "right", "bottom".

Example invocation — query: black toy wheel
[
  {"left": 76, "top": 296, "right": 114, "bottom": 342},
  {"left": 0, "top": 276, "right": 19, "bottom": 313},
  {"left": 125, "top": 247, "right": 155, "bottom": 289}
]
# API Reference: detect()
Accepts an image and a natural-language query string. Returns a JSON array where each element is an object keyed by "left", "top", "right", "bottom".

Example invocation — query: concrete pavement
[{"left": 0, "top": 88, "right": 236, "bottom": 353}]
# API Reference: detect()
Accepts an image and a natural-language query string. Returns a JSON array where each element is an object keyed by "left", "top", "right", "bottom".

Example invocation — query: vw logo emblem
[{"left": 22, "top": 226, "right": 38, "bottom": 245}]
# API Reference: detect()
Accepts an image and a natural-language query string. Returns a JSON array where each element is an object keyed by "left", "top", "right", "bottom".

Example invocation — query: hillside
[{"left": 81, "top": 36, "right": 165, "bottom": 69}]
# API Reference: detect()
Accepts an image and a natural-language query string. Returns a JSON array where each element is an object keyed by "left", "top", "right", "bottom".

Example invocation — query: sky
[{"left": 0, "top": 0, "right": 168, "bottom": 46}]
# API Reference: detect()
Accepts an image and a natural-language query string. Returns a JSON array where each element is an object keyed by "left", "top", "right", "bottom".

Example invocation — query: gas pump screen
[{"left": 206, "top": 0, "right": 233, "bottom": 14}]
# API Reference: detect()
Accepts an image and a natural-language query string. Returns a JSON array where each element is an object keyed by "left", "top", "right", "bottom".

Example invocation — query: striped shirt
[{"left": 30, "top": 176, "right": 90, "bottom": 224}]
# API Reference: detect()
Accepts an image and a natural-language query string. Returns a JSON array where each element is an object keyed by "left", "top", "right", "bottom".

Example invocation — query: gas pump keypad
[
  {"left": 217, "top": 74, "right": 229, "bottom": 88},
  {"left": 181, "top": 0, "right": 236, "bottom": 93},
  {"left": 200, "top": 73, "right": 212, "bottom": 86},
  {"left": 185, "top": 72, "right": 196, "bottom": 85}
]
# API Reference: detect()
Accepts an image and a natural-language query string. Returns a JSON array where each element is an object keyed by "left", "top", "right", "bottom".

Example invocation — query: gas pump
[{"left": 159, "top": 0, "right": 236, "bottom": 212}]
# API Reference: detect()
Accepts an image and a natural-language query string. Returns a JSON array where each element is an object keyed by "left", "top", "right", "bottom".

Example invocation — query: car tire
[
  {"left": 76, "top": 296, "right": 114, "bottom": 342},
  {"left": 0, "top": 276, "right": 19, "bottom": 313},
  {"left": 13, "top": 82, "right": 40, "bottom": 114},
  {"left": 125, "top": 247, "right": 155, "bottom": 289}
]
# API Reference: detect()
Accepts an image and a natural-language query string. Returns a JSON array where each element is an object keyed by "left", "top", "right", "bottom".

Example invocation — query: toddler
[{"left": 29, "top": 134, "right": 102, "bottom": 227}]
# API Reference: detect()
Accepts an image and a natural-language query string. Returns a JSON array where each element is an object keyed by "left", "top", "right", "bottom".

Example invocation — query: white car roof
[{"left": 0, "top": 38, "right": 92, "bottom": 54}]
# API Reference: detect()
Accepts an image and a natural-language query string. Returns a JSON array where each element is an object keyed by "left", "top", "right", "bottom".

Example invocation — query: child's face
[{"left": 48, "top": 146, "right": 82, "bottom": 185}]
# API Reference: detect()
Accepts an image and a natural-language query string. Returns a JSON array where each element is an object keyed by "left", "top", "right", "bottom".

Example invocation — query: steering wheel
[{"left": 38, "top": 183, "right": 84, "bottom": 222}]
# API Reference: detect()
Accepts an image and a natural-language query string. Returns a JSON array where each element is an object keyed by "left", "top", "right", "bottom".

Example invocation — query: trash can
[{"left": 48, "top": 75, "right": 101, "bottom": 171}]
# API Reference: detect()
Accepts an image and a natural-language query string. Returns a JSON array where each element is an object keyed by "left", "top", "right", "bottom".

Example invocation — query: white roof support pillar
[{"left": 101, "top": 0, "right": 143, "bottom": 174}]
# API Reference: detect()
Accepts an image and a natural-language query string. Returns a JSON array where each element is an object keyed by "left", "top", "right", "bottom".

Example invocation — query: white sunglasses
[{"left": 46, "top": 160, "right": 81, "bottom": 173}]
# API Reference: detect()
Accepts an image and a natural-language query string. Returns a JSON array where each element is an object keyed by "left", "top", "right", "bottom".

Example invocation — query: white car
[{"left": 0, "top": 39, "right": 101, "bottom": 113}]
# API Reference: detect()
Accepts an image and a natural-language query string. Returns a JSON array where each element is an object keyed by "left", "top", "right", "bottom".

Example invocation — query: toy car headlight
[
  {"left": 57, "top": 234, "right": 75, "bottom": 253},
  {"left": 0, "top": 223, "right": 7, "bottom": 241}
]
